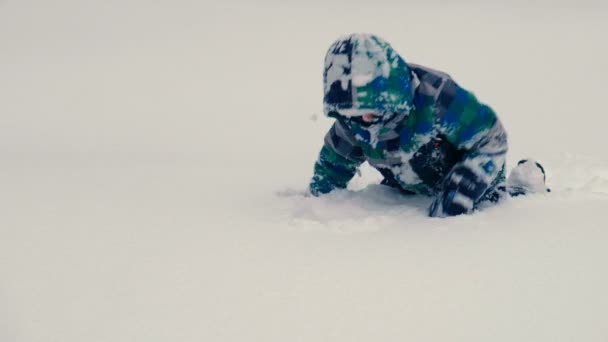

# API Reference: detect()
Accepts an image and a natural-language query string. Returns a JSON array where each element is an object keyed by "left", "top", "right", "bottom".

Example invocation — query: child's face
[
  {"left": 361, "top": 113, "right": 381, "bottom": 123},
  {"left": 348, "top": 112, "right": 382, "bottom": 126},
  {"left": 334, "top": 111, "right": 385, "bottom": 127}
]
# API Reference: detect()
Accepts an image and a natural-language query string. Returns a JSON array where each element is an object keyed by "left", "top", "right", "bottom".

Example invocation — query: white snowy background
[{"left": 1, "top": 0, "right": 608, "bottom": 341}]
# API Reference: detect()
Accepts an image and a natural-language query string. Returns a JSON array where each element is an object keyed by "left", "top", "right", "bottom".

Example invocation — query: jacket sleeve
[
  {"left": 429, "top": 80, "right": 508, "bottom": 217},
  {"left": 309, "top": 121, "right": 365, "bottom": 196}
]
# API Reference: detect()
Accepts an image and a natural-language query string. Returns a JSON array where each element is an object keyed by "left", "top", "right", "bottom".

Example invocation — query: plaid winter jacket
[{"left": 309, "top": 34, "right": 508, "bottom": 217}]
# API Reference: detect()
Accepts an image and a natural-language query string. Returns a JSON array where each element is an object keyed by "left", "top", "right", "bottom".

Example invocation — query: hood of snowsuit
[{"left": 323, "top": 33, "right": 414, "bottom": 119}]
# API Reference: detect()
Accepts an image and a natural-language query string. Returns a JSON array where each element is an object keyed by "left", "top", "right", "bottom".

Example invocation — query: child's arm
[
  {"left": 430, "top": 81, "right": 508, "bottom": 217},
  {"left": 309, "top": 121, "right": 365, "bottom": 196}
]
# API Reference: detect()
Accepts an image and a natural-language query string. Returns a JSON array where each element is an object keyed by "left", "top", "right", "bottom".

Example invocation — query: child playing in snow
[{"left": 309, "top": 33, "right": 549, "bottom": 217}]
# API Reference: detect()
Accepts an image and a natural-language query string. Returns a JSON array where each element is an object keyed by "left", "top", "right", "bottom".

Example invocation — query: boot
[{"left": 507, "top": 159, "right": 551, "bottom": 197}]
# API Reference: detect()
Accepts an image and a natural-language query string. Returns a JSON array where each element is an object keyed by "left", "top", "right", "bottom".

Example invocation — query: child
[{"left": 309, "top": 33, "right": 549, "bottom": 217}]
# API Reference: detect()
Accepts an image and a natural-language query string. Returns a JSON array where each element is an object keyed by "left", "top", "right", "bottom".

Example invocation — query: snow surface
[{"left": 1, "top": 1, "right": 608, "bottom": 341}]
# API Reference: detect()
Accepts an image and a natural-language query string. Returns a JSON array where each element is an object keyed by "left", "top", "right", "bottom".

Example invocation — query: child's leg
[{"left": 474, "top": 165, "right": 508, "bottom": 209}]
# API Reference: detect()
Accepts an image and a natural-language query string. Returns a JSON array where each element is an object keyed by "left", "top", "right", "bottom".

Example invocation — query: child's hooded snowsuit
[{"left": 309, "top": 34, "right": 508, "bottom": 217}]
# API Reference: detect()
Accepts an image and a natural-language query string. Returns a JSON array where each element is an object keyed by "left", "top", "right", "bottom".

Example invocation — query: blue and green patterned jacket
[{"left": 309, "top": 34, "right": 508, "bottom": 217}]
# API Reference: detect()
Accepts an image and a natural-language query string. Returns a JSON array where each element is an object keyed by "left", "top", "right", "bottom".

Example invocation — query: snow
[{"left": 1, "top": 1, "right": 608, "bottom": 341}]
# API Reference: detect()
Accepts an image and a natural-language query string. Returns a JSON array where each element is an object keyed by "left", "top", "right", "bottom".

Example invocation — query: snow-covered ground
[{"left": 1, "top": 1, "right": 608, "bottom": 341}]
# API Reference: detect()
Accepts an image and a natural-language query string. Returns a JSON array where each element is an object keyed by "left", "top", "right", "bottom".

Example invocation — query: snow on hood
[{"left": 323, "top": 33, "right": 414, "bottom": 118}]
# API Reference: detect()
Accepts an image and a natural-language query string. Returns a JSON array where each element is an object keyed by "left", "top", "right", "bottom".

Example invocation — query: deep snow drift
[{"left": 1, "top": 1, "right": 608, "bottom": 341}]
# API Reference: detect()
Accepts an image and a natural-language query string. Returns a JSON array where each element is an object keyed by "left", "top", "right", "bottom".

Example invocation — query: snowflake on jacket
[{"left": 309, "top": 33, "right": 508, "bottom": 217}]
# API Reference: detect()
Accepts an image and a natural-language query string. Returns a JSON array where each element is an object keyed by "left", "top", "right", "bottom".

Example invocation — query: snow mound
[{"left": 277, "top": 185, "right": 432, "bottom": 233}]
